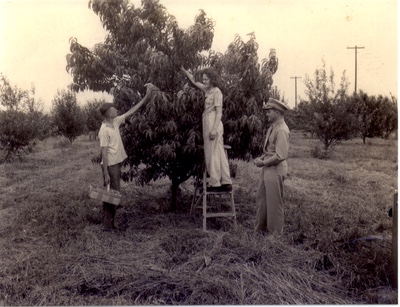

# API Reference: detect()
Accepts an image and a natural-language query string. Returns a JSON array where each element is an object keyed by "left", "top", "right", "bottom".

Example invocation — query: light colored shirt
[
  {"left": 203, "top": 87, "right": 223, "bottom": 117},
  {"left": 98, "top": 115, "right": 128, "bottom": 166},
  {"left": 263, "top": 118, "right": 290, "bottom": 164}
]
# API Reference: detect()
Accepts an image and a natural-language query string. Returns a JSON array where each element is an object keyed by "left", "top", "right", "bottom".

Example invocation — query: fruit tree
[{"left": 66, "top": 0, "right": 278, "bottom": 209}]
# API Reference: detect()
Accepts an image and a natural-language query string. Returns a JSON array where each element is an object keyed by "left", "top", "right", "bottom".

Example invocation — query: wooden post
[
  {"left": 347, "top": 46, "right": 365, "bottom": 94},
  {"left": 391, "top": 190, "right": 398, "bottom": 288},
  {"left": 290, "top": 76, "right": 302, "bottom": 108}
]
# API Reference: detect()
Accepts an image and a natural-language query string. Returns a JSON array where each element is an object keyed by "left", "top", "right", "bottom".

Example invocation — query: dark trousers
[
  {"left": 255, "top": 164, "right": 287, "bottom": 235},
  {"left": 102, "top": 163, "right": 121, "bottom": 229}
]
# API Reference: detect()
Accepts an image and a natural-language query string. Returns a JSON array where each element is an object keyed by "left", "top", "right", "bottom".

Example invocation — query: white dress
[{"left": 202, "top": 87, "right": 232, "bottom": 187}]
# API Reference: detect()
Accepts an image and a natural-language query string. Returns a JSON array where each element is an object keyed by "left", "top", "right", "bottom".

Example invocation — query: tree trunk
[{"left": 170, "top": 174, "right": 192, "bottom": 212}]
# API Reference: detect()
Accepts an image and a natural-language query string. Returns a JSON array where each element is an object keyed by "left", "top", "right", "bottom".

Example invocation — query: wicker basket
[{"left": 89, "top": 184, "right": 121, "bottom": 205}]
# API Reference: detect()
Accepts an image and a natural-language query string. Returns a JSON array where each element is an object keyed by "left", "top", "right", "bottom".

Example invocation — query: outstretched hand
[{"left": 180, "top": 66, "right": 191, "bottom": 76}]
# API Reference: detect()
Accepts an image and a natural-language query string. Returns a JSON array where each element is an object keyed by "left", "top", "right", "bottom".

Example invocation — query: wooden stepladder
[{"left": 190, "top": 145, "right": 236, "bottom": 231}]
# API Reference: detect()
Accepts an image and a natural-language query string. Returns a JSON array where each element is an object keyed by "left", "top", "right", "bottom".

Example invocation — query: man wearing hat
[
  {"left": 254, "top": 97, "right": 290, "bottom": 235},
  {"left": 98, "top": 83, "right": 158, "bottom": 229}
]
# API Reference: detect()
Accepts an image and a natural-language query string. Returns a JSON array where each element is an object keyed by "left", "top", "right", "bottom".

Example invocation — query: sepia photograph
[{"left": 0, "top": 0, "right": 398, "bottom": 304}]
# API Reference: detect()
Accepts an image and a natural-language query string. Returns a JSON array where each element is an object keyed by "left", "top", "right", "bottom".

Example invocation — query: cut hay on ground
[{"left": 0, "top": 133, "right": 397, "bottom": 305}]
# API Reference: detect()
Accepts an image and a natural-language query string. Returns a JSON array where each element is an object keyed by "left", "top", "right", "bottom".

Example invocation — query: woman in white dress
[{"left": 180, "top": 67, "right": 232, "bottom": 192}]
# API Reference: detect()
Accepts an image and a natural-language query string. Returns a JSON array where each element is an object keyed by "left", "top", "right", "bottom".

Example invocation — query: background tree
[
  {"left": 0, "top": 74, "right": 48, "bottom": 161},
  {"left": 219, "top": 37, "right": 278, "bottom": 160},
  {"left": 352, "top": 91, "right": 398, "bottom": 144},
  {"left": 83, "top": 98, "right": 105, "bottom": 132},
  {"left": 51, "top": 89, "right": 86, "bottom": 143},
  {"left": 290, "top": 100, "right": 316, "bottom": 136},
  {"left": 381, "top": 94, "right": 397, "bottom": 139},
  {"left": 353, "top": 91, "right": 381, "bottom": 144},
  {"left": 66, "top": 0, "right": 278, "bottom": 209},
  {"left": 298, "top": 61, "right": 358, "bottom": 151}
]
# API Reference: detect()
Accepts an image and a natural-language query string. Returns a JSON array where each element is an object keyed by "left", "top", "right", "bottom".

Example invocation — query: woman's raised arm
[{"left": 180, "top": 66, "right": 206, "bottom": 92}]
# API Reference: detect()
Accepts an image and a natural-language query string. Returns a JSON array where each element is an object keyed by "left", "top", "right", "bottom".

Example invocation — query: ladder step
[
  {"left": 194, "top": 191, "right": 233, "bottom": 195},
  {"left": 205, "top": 212, "right": 236, "bottom": 218},
  {"left": 205, "top": 191, "right": 233, "bottom": 195},
  {"left": 193, "top": 204, "right": 234, "bottom": 210}
]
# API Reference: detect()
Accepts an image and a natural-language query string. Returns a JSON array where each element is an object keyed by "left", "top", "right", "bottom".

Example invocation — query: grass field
[{"left": 0, "top": 131, "right": 397, "bottom": 305}]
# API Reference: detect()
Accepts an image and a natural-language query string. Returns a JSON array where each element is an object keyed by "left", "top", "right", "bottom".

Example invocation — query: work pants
[
  {"left": 255, "top": 163, "right": 287, "bottom": 234},
  {"left": 102, "top": 163, "right": 121, "bottom": 229}
]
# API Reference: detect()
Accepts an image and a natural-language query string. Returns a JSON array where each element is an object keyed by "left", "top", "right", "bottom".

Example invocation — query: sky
[{"left": 0, "top": 0, "right": 398, "bottom": 111}]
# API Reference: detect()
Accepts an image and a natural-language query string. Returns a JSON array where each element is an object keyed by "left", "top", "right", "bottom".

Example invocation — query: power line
[
  {"left": 347, "top": 46, "right": 365, "bottom": 94},
  {"left": 290, "top": 76, "right": 302, "bottom": 108}
]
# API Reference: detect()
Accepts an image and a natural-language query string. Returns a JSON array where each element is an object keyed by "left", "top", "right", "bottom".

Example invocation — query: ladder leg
[
  {"left": 231, "top": 192, "right": 237, "bottom": 226},
  {"left": 194, "top": 150, "right": 237, "bottom": 231},
  {"left": 203, "top": 171, "right": 207, "bottom": 231}
]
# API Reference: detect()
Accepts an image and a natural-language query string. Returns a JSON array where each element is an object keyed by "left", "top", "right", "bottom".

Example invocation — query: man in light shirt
[
  {"left": 98, "top": 83, "right": 158, "bottom": 230},
  {"left": 254, "top": 98, "right": 290, "bottom": 235}
]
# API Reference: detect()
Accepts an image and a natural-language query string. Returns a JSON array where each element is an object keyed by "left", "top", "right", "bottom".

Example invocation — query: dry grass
[{"left": 0, "top": 132, "right": 397, "bottom": 305}]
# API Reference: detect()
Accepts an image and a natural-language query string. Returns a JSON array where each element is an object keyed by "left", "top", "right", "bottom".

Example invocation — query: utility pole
[
  {"left": 290, "top": 76, "right": 301, "bottom": 108},
  {"left": 347, "top": 45, "right": 365, "bottom": 94}
]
